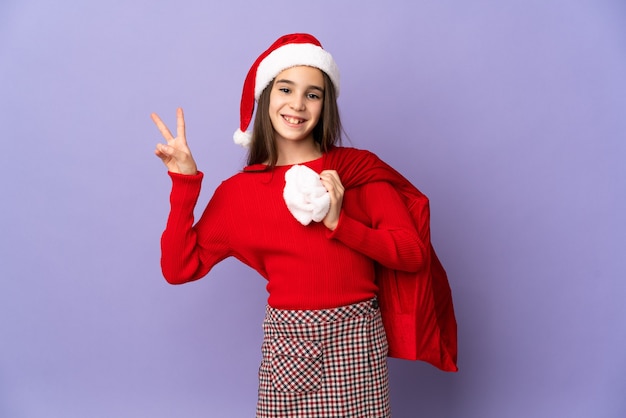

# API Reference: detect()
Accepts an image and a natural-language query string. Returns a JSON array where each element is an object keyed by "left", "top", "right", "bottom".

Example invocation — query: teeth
[{"left": 284, "top": 116, "right": 304, "bottom": 124}]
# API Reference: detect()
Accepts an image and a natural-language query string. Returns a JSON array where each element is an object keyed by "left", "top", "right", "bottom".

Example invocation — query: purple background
[{"left": 1, "top": 0, "right": 625, "bottom": 417}]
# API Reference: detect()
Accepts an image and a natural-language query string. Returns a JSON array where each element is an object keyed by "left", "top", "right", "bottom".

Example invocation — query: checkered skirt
[{"left": 256, "top": 299, "right": 390, "bottom": 418}]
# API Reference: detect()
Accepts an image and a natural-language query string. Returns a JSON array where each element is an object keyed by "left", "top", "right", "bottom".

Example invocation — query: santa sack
[
  {"left": 327, "top": 146, "right": 458, "bottom": 372},
  {"left": 375, "top": 191, "right": 458, "bottom": 372}
]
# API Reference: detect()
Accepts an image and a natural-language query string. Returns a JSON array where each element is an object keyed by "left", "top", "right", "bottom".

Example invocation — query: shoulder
[
  {"left": 219, "top": 170, "right": 256, "bottom": 188},
  {"left": 216, "top": 167, "right": 281, "bottom": 193}
]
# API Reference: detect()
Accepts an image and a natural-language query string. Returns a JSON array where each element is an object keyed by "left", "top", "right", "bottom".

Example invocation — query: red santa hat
[{"left": 233, "top": 33, "right": 340, "bottom": 147}]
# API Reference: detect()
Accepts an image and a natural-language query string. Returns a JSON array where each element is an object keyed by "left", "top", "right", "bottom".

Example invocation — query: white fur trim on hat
[{"left": 255, "top": 43, "right": 340, "bottom": 99}]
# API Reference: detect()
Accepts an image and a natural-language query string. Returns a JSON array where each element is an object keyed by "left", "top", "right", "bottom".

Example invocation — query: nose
[{"left": 290, "top": 95, "right": 305, "bottom": 111}]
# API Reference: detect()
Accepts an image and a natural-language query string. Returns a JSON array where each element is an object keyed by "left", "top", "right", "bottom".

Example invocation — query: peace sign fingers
[
  {"left": 151, "top": 107, "right": 197, "bottom": 175},
  {"left": 151, "top": 107, "right": 186, "bottom": 144}
]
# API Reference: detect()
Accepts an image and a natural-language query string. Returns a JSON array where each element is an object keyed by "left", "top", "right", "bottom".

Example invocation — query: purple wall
[{"left": 1, "top": 0, "right": 624, "bottom": 417}]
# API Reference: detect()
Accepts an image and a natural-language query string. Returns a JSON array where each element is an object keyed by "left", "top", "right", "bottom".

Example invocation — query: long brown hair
[{"left": 246, "top": 71, "right": 342, "bottom": 168}]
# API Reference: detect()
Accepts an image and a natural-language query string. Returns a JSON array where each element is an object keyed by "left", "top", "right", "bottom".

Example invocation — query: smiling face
[{"left": 268, "top": 66, "right": 325, "bottom": 147}]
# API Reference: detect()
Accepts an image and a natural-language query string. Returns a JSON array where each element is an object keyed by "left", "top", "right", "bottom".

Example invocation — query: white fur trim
[
  {"left": 283, "top": 165, "right": 330, "bottom": 225},
  {"left": 255, "top": 43, "right": 340, "bottom": 99},
  {"left": 233, "top": 128, "right": 252, "bottom": 147}
]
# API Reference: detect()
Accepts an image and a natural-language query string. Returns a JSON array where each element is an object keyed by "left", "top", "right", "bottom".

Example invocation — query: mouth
[{"left": 282, "top": 115, "right": 306, "bottom": 125}]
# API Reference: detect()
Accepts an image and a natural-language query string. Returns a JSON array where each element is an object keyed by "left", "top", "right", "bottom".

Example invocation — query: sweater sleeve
[
  {"left": 160, "top": 171, "right": 231, "bottom": 284},
  {"left": 327, "top": 181, "right": 426, "bottom": 272}
]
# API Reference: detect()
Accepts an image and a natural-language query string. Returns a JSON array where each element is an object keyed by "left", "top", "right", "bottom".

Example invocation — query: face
[{"left": 268, "top": 66, "right": 325, "bottom": 145}]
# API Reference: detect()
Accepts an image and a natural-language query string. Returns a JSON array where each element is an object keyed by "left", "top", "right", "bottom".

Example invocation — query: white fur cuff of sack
[{"left": 283, "top": 165, "right": 330, "bottom": 225}]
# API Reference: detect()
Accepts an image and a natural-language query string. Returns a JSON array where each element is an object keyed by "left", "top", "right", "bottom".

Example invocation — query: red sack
[{"left": 326, "top": 147, "right": 458, "bottom": 372}]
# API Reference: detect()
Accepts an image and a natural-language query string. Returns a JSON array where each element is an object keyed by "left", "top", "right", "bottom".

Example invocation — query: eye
[
  {"left": 278, "top": 87, "right": 291, "bottom": 94},
  {"left": 307, "top": 92, "right": 322, "bottom": 100}
]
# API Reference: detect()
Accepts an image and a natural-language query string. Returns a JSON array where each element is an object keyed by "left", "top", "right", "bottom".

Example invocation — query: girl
[{"left": 152, "top": 33, "right": 456, "bottom": 418}]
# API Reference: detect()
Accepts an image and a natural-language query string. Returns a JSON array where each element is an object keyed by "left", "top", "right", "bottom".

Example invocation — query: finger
[
  {"left": 154, "top": 146, "right": 173, "bottom": 165},
  {"left": 320, "top": 171, "right": 343, "bottom": 189},
  {"left": 154, "top": 143, "right": 170, "bottom": 158},
  {"left": 156, "top": 142, "right": 169, "bottom": 153},
  {"left": 151, "top": 112, "right": 174, "bottom": 141},
  {"left": 176, "top": 107, "right": 186, "bottom": 142},
  {"left": 154, "top": 148, "right": 169, "bottom": 160},
  {"left": 320, "top": 173, "right": 336, "bottom": 186},
  {"left": 320, "top": 179, "right": 340, "bottom": 197},
  {"left": 320, "top": 170, "right": 341, "bottom": 182}
]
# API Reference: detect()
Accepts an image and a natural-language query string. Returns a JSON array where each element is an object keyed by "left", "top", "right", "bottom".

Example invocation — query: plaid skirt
[{"left": 256, "top": 299, "right": 391, "bottom": 418}]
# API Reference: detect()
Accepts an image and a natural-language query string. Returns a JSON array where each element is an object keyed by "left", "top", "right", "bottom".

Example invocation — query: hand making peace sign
[{"left": 151, "top": 107, "right": 198, "bottom": 175}]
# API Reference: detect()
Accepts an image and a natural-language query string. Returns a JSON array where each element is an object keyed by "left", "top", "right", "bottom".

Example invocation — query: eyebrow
[{"left": 275, "top": 79, "right": 324, "bottom": 92}]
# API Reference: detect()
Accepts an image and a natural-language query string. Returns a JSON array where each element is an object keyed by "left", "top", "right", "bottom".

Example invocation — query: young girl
[{"left": 152, "top": 33, "right": 457, "bottom": 418}]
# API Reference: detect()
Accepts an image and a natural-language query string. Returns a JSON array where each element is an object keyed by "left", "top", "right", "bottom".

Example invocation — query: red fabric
[
  {"left": 160, "top": 146, "right": 457, "bottom": 371},
  {"left": 160, "top": 156, "right": 422, "bottom": 310},
  {"left": 325, "top": 147, "right": 458, "bottom": 372}
]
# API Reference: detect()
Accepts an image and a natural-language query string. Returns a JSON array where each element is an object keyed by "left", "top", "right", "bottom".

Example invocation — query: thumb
[
  {"left": 155, "top": 143, "right": 176, "bottom": 166},
  {"left": 157, "top": 143, "right": 173, "bottom": 155},
  {"left": 155, "top": 142, "right": 198, "bottom": 175},
  {"left": 157, "top": 143, "right": 182, "bottom": 161}
]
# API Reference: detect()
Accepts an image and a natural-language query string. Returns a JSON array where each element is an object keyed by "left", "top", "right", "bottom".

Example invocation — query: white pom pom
[
  {"left": 233, "top": 129, "right": 252, "bottom": 147},
  {"left": 283, "top": 165, "right": 330, "bottom": 225}
]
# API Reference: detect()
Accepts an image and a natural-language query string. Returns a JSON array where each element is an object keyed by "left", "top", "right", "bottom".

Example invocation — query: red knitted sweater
[{"left": 160, "top": 148, "right": 426, "bottom": 310}]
